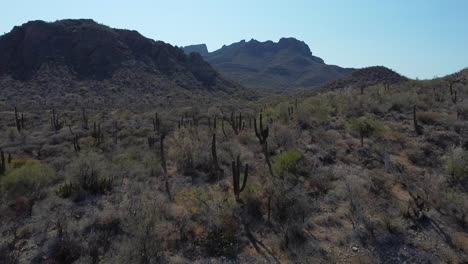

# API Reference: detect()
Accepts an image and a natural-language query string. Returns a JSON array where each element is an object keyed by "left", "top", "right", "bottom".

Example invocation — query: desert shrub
[
  {"left": 272, "top": 150, "right": 302, "bottom": 178},
  {"left": 297, "top": 97, "right": 332, "bottom": 128},
  {"left": 456, "top": 101, "right": 468, "bottom": 120},
  {"left": 417, "top": 111, "right": 444, "bottom": 125},
  {"left": 203, "top": 216, "right": 243, "bottom": 258},
  {"left": 175, "top": 185, "right": 235, "bottom": 215},
  {"left": 438, "top": 188, "right": 468, "bottom": 227},
  {"left": 107, "top": 194, "right": 170, "bottom": 263},
  {"left": 271, "top": 123, "right": 297, "bottom": 150},
  {"left": 348, "top": 114, "right": 387, "bottom": 146},
  {"left": 443, "top": 146, "right": 468, "bottom": 185},
  {"left": 168, "top": 127, "right": 210, "bottom": 174},
  {"left": 1, "top": 159, "right": 55, "bottom": 199},
  {"left": 61, "top": 152, "right": 113, "bottom": 197}
]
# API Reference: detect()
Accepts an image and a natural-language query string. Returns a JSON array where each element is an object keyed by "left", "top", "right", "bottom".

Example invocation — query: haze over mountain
[{"left": 183, "top": 38, "right": 354, "bottom": 90}]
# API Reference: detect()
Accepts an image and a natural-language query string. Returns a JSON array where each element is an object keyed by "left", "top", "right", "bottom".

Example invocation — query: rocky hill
[
  {"left": 320, "top": 66, "right": 408, "bottom": 91},
  {"left": 183, "top": 38, "right": 354, "bottom": 90},
  {"left": 0, "top": 19, "right": 245, "bottom": 109}
]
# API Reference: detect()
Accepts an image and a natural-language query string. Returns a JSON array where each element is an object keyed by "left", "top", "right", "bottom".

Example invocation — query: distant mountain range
[{"left": 183, "top": 38, "right": 354, "bottom": 90}]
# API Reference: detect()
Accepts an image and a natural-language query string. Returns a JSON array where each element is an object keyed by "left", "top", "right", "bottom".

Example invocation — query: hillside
[
  {"left": 0, "top": 19, "right": 246, "bottom": 110},
  {"left": 184, "top": 38, "right": 354, "bottom": 90},
  {"left": 320, "top": 66, "right": 408, "bottom": 92}
]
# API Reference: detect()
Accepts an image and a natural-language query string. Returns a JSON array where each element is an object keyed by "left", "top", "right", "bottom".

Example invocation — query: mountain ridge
[{"left": 183, "top": 38, "right": 354, "bottom": 90}]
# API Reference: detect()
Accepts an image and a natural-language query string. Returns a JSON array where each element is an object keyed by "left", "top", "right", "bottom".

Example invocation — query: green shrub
[
  {"left": 1, "top": 159, "right": 55, "bottom": 198},
  {"left": 348, "top": 114, "right": 387, "bottom": 146},
  {"left": 297, "top": 97, "right": 332, "bottom": 128},
  {"left": 273, "top": 150, "right": 302, "bottom": 177},
  {"left": 443, "top": 146, "right": 468, "bottom": 184}
]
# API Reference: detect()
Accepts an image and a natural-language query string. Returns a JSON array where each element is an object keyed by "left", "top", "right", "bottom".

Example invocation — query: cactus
[
  {"left": 0, "top": 150, "right": 5, "bottom": 175},
  {"left": 147, "top": 136, "right": 156, "bottom": 149},
  {"left": 232, "top": 155, "right": 248, "bottom": 202},
  {"left": 451, "top": 90, "right": 458, "bottom": 104},
  {"left": 14, "top": 106, "right": 24, "bottom": 132},
  {"left": 50, "top": 109, "right": 63, "bottom": 131},
  {"left": 413, "top": 105, "right": 423, "bottom": 136},
  {"left": 208, "top": 116, "right": 217, "bottom": 132},
  {"left": 72, "top": 135, "right": 81, "bottom": 152},
  {"left": 254, "top": 113, "right": 274, "bottom": 177},
  {"left": 92, "top": 122, "right": 104, "bottom": 146},
  {"left": 152, "top": 113, "right": 161, "bottom": 134},
  {"left": 229, "top": 112, "right": 243, "bottom": 135},
  {"left": 160, "top": 134, "right": 167, "bottom": 176},
  {"left": 254, "top": 113, "right": 269, "bottom": 145},
  {"left": 221, "top": 118, "right": 227, "bottom": 138},
  {"left": 82, "top": 108, "right": 89, "bottom": 130},
  {"left": 211, "top": 133, "right": 223, "bottom": 180}
]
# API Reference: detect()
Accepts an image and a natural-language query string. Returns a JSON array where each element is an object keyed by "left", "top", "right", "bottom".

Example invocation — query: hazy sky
[{"left": 2, "top": 0, "right": 467, "bottom": 79}]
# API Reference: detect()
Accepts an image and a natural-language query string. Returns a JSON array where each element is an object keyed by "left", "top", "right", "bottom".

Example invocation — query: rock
[{"left": 352, "top": 246, "right": 358, "bottom": 252}]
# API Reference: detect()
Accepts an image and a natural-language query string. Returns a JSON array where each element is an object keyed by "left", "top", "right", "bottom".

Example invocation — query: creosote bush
[
  {"left": 272, "top": 149, "right": 302, "bottom": 178},
  {"left": 443, "top": 146, "right": 468, "bottom": 185},
  {"left": 348, "top": 114, "right": 387, "bottom": 146},
  {"left": 1, "top": 159, "right": 55, "bottom": 199},
  {"left": 297, "top": 97, "right": 332, "bottom": 128}
]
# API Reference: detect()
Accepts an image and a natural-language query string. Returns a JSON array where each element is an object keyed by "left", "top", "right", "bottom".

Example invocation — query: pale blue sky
[{"left": 2, "top": 0, "right": 467, "bottom": 79}]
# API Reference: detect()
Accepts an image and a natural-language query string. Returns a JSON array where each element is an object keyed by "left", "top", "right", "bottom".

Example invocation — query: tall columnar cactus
[
  {"left": 0, "top": 150, "right": 5, "bottom": 175},
  {"left": 50, "top": 109, "right": 63, "bottom": 131},
  {"left": 82, "top": 108, "right": 89, "bottom": 130},
  {"left": 221, "top": 118, "right": 227, "bottom": 138},
  {"left": 93, "top": 122, "right": 104, "bottom": 145},
  {"left": 229, "top": 112, "right": 243, "bottom": 135},
  {"left": 208, "top": 116, "right": 217, "bottom": 133},
  {"left": 254, "top": 113, "right": 274, "bottom": 176},
  {"left": 211, "top": 133, "right": 223, "bottom": 180},
  {"left": 254, "top": 113, "right": 269, "bottom": 145},
  {"left": 14, "top": 106, "right": 24, "bottom": 132},
  {"left": 160, "top": 133, "right": 167, "bottom": 176},
  {"left": 72, "top": 135, "right": 81, "bottom": 152},
  {"left": 232, "top": 155, "right": 248, "bottom": 202},
  {"left": 451, "top": 90, "right": 458, "bottom": 104},
  {"left": 413, "top": 105, "right": 423, "bottom": 136},
  {"left": 153, "top": 113, "right": 161, "bottom": 134}
]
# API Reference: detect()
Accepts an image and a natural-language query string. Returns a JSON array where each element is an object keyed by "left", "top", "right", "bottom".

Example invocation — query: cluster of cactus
[
  {"left": 50, "top": 109, "right": 63, "bottom": 131},
  {"left": 229, "top": 112, "right": 244, "bottom": 135},
  {"left": 413, "top": 105, "right": 423, "bottom": 136},
  {"left": 92, "top": 122, "right": 104, "bottom": 145},
  {"left": 178, "top": 116, "right": 198, "bottom": 129},
  {"left": 232, "top": 155, "right": 248, "bottom": 202},
  {"left": 82, "top": 108, "right": 89, "bottom": 130},
  {"left": 14, "top": 106, "right": 24, "bottom": 132}
]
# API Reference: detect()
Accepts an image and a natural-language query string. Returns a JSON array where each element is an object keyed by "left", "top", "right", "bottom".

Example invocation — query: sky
[{"left": 2, "top": 0, "right": 468, "bottom": 79}]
